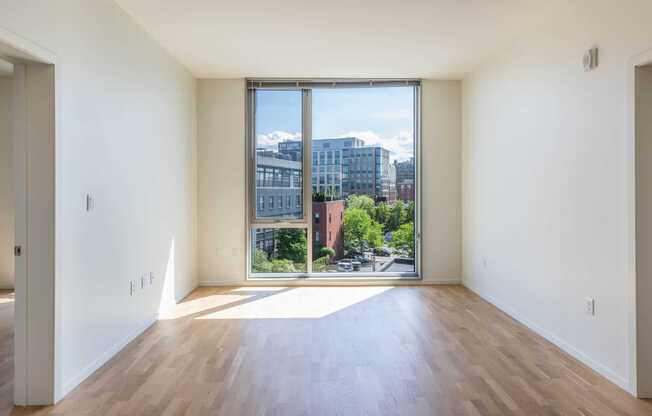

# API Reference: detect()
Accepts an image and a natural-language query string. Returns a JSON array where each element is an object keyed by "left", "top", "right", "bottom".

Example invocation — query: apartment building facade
[
  {"left": 394, "top": 157, "right": 415, "bottom": 202},
  {"left": 255, "top": 154, "right": 303, "bottom": 219},
  {"left": 305, "top": 137, "right": 397, "bottom": 201},
  {"left": 312, "top": 200, "right": 345, "bottom": 259}
]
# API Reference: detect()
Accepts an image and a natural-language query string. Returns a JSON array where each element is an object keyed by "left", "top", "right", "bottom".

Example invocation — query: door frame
[
  {"left": 628, "top": 47, "right": 652, "bottom": 398},
  {"left": 0, "top": 26, "right": 59, "bottom": 406}
]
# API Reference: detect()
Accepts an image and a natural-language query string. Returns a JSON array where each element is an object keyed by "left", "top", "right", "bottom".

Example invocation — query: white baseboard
[
  {"left": 60, "top": 313, "right": 158, "bottom": 400},
  {"left": 60, "top": 283, "right": 199, "bottom": 401},
  {"left": 199, "top": 278, "right": 461, "bottom": 287},
  {"left": 199, "top": 278, "right": 462, "bottom": 287},
  {"left": 463, "top": 282, "right": 631, "bottom": 394},
  {"left": 422, "top": 278, "right": 462, "bottom": 285},
  {"left": 175, "top": 283, "right": 199, "bottom": 303},
  {"left": 199, "top": 281, "right": 243, "bottom": 286}
]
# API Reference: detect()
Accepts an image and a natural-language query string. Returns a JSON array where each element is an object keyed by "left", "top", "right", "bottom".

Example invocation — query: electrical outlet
[
  {"left": 130, "top": 280, "right": 137, "bottom": 296},
  {"left": 584, "top": 297, "right": 595, "bottom": 316}
]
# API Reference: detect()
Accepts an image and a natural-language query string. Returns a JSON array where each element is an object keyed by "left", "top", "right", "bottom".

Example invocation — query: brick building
[
  {"left": 312, "top": 200, "right": 345, "bottom": 259},
  {"left": 397, "top": 180, "right": 415, "bottom": 202},
  {"left": 394, "top": 158, "right": 415, "bottom": 201}
]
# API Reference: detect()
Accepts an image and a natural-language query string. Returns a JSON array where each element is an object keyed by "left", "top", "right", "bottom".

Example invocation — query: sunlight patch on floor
[
  {"left": 196, "top": 286, "right": 391, "bottom": 319},
  {"left": 160, "top": 293, "right": 256, "bottom": 320}
]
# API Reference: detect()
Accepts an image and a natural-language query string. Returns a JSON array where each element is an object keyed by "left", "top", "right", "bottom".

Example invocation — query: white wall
[
  {"left": 0, "top": 77, "right": 12, "bottom": 289},
  {"left": 197, "top": 79, "right": 246, "bottom": 284},
  {"left": 0, "top": 0, "right": 197, "bottom": 400},
  {"left": 462, "top": 0, "right": 652, "bottom": 393},
  {"left": 197, "top": 79, "right": 461, "bottom": 284},
  {"left": 422, "top": 80, "right": 462, "bottom": 282}
]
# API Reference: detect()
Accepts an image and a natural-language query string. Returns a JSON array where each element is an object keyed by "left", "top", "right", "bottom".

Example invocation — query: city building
[
  {"left": 312, "top": 200, "right": 345, "bottom": 259},
  {"left": 397, "top": 180, "right": 415, "bottom": 202},
  {"left": 394, "top": 157, "right": 415, "bottom": 183},
  {"left": 277, "top": 140, "right": 302, "bottom": 161},
  {"left": 255, "top": 153, "right": 302, "bottom": 219},
  {"left": 254, "top": 151, "right": 303, "bottom": 259},
  {"left": 277, "top": 137, "right": 398, "bottom": 201},
  {"left": 313, "top": 137, "right": 396, "bottom": 201},
  {"left": 254, "top": 139, "right": 401, "bottom": 259},
  {"left": 394, "top": 158, "right": 415, "bottom": 201}
]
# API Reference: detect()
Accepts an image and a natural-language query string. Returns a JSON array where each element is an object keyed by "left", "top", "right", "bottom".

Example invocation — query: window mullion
[{"left": 303, "top": 89, "right": 313, "bottom": 273}]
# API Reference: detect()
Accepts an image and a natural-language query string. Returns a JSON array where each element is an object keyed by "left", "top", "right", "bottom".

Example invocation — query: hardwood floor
[
  {"left": 0, "top": 290, "right": 14, "bottom": 416},
  {"left": 6, "top": 285, "right": 652, "bottom": 415}
]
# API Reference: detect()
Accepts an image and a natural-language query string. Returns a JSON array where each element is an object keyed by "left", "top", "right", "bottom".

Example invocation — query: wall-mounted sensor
[
  {"left": 85, "top": 193, "right": 95, "bottom": 212},
  {"left": 583, "top": 47, "right": 598, "bottom": 71}
]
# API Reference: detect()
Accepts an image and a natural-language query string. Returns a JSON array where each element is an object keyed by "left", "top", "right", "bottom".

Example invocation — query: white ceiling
[{"left": 114, "top": 0, "right": 565, "bottom": 79}]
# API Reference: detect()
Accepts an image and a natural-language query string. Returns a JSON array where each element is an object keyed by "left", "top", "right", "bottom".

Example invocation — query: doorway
[{"left": 0, "top": 26, "right": 57, "bottom": 406}]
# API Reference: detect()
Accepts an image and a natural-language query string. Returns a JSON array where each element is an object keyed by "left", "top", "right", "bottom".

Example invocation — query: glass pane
[
  {"left": 255, "top": 90, "right": 302, "bottom": 219},
  {"left": 312, "top": 87, "right": 416, "bottom": 273},
  {"left": 251, "top": 228, "right": 307, "bottom": 274}
]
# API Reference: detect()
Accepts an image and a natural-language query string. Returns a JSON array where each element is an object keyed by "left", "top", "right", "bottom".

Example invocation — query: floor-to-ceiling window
[{"left": 247, "top": 80, "right": 420, "bottom": 278}]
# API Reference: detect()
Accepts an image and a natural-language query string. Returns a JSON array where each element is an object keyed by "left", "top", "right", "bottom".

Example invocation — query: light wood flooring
[{"left": 4, "top": 286, "right": 652, "bottom": 415}]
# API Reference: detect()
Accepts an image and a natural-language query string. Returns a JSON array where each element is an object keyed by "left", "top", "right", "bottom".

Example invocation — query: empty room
[{"left": 1, "top": 0, "right": 652, "bottom": 415}]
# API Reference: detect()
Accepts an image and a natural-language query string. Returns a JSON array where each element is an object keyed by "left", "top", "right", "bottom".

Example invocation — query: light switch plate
[
  {"left": 584, "top": 297, "right": 595, "bottom": 316},
  {"left": 85, "top": 193, "right": 95, "bottom": 212}
]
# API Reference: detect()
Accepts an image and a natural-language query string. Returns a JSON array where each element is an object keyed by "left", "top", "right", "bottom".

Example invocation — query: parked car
[
  {"left": 353, "top": 255, "right": 370, "bottom": 264},
  {"left": 343, "top": 252, "right": 370, "bottom": 264},
  {"left": 374, "top": 248, "right": 391, "bottom": 256},
  {"left": 337, "top": 262, "right": 353, "bottom": 272}
]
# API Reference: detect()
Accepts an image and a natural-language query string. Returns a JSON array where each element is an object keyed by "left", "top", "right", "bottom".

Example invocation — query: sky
[{"left": 255, "top": 87, "right": 415, "bottom": 162}]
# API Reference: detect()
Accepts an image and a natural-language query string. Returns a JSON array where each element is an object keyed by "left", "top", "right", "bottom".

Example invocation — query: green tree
[
  {"left": 390, "top": 222, "right": 415, "bottom": 258},
  {"left": 366, "top": 220, "right": 384, "bottom": 249},
  {"left": 387, "top": 201, "right": 407, "bottom": 232},
  {"left": 312, "top": 256, "right": 329, "bottom": 272},
  {"left": 276, "top": 228, "right": 307, "bottom": 264},
  {"left": 343, "top": 209, "right": 372, "bottom": 253},
  {"left": 270, "top": 259, "right": 297, "bottom": 273},
  {"left": 343, "top": 209, "right": 384, "bottom": 253},
  {"left": 406, "top": 200, "right": 415, "bottom": 223},
  {"left": 374, "top": 202, "right": 390, "bottom": 231},
  {"left": 346, "top": 194, "right": 375, "bottom": 217},
  {"left": 313, "top": 245, "right": 335, "bottom": 259},
  {"left": 252, "top": 249, "right": 272, "bottom": 273}
]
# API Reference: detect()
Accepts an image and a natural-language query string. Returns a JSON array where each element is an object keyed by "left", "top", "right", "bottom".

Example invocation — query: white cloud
[{"left": 256, "top": 131, "right": 301, "bottom": 149}]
